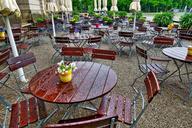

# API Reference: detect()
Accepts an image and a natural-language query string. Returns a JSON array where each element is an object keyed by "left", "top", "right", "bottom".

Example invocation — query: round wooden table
[
  {"left": 163, "top": 47, "right": 192, "bottom": 99},
  {"left": 29, "top": 61, "right": 117, "bottom": 104},
  {"left": 163, "top": 47, "right": 192, "bottom": 63}
]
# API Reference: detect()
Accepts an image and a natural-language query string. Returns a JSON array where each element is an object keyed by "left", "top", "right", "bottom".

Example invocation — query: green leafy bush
[
  {"left": 35, "top": 17, "right": 45, "bottom": 23},
  {"left": 153, "top": 12, "right": 174, "bottom": 27},
  {"left": 180, "top": 13, "right": 192, "bottom": 29},
  {"left": 70, "top": 15, "right": 80, "bottom": 24},
  {"left": 107, "top": 11, "right": 115, "bottom": 18},
  {"left": 94, "top": 13, "right": 101, "bottom": 19},
  {"left": 132, "top": 11, "right": 143, "bottom": 20},
  {"left": 102, "top": 16, "right": 113, "bottom": 24},
  {"left": 117, "top": 11, "right": 127, "bottom": 18}
]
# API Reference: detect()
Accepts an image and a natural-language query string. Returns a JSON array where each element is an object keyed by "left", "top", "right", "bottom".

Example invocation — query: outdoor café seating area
[{"left": 0, "top": 0, "right": 192, "bottom": 128}]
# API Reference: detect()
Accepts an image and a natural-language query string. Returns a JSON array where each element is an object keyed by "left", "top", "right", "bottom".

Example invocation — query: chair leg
[{"left": 130, "top": 73, "right": 145, "bottom": 87}]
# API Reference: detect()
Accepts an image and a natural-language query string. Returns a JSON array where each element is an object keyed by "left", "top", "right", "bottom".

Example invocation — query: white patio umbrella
[
  {"left": 129, "top": 0, "right": 141, "bottom": 31},
  {"left": 0, "top": 0, "right": 27, "bottom": 82},
  {"left": 47, "top": 0, "right": 58, "bottom": 37},
  {"left": 98, "top": 0, "right": 101, "bottom": 12},
  {"left": 65, "top": 0, "right": 72, "bottom": 23},
  {"left": 94, "top": 0, "right": 98, "bottom": 11},
  {"left": 58, "top": 0, "right": 67, "bottom": 21},
  {"left": 111, "top": 0, "right": 118, "bottom": 11},
  {"left": 102, "top": 0, "right": 108, "bottom": 11}
]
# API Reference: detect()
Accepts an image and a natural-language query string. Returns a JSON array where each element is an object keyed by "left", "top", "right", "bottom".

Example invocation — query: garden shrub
[
  {"left": 153, "top": 12, "right": 174, "bottom": 27},
  {"left": 180, "top": 13, "right": 192, "bottom": 29}
]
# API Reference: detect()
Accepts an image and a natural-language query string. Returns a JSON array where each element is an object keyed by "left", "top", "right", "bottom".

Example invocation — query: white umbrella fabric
[
  {"left": 94, "top": 0, "right": 98, "bottom": 11},
  {"left": 129, "top": 0, "right": 141, "bottom": 31},
  {"left": 67, "top": 0, "right": 73, "bottom": 12},
  {"left": 110, "top": 0, "right": 118, "bottom": 11},
  {"left": 58, "top": 0, "right": 67, "bottom": 21},
  {"left": 98, "top": 0, "right": 101, "bottom": 12},
  {"left": 102, "top": 0, "right": 108, "bottom": 11},
  {"left": 0, "top": 0, "right": 27, "bottom": 82},
  {"left": 47, "top": 0, "right": 58, "bottom": 37}
]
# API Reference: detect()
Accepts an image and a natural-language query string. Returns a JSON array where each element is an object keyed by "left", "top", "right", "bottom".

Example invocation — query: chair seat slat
[
  {"left": 19, "top": 100, "right": 28, "bottom": 127},
  {"left": 9, "top": 103, "right": 19, "bottom": 128},
  {"left": 29, "top": 97, "right": 38, "bottom": 123}
]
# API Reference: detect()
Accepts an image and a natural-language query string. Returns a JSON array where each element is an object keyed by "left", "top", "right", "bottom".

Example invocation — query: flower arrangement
[
  {"left": 57, "top": 60, "right": 77, "bottom": 83},
  {"left": 168, "top": 23, "right": 174, "bottom": 31}
]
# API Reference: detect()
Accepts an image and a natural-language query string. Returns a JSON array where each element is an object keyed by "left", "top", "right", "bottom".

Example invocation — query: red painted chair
[
  {"left": 97, "top": 71, "right": 160, "bottom": 128},
  {"left": 45, "top": 114, "right": 118, "bottom": 128},
  {"left": 7, "top": 52, "right": 37, "bottom": 94},
  {"left": 0, "top": 96, "right": 48, "bottom": 128},
  {"left": 91, "top": 49, "right": 117, "bottom": 68},
  {"left": 61, "top": 47, "right": 84, "bottom": 61},
  {"left": 149, "top": 36, "right": 174, "bottom": 67}
]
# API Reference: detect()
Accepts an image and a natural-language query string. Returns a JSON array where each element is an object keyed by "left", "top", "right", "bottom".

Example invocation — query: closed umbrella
[
  {"left": 98, "top": 0, "right": 101, "bottom": 12},
  {"left": 0, "top": 0, "right": 27, "bottom": 82},
  {"left": 47, "top": 0, "right": 58, "bottom": 37},
  {"left": 111, "top": 0, "right": 118, "bottom": 11},
  {"left": 58, "top": 0, "right": 67, "bottom": 21},
  {"left": 102, "top": 0, "right": 108, "bottom": 11},
  {"left": 129, "top": 0, "right": 141, "bottom": 31},
  {"left": 94, "top": 0, "right": 98, "bottom": 11}
]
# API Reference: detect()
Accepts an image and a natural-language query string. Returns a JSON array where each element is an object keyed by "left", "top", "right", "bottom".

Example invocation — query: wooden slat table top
[
  {"left": 29, "top": 61, "right": 117, "bottom": 104},
  {"left": 57, "top": 33, "right": 100, "bottom": 40},
  {"left": 162, "top": 47, "right": 192, "bottom": 63}
]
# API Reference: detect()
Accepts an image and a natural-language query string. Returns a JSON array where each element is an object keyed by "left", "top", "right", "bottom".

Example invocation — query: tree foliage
[{"left": 72, "top": 0, "right": 192, "bottom": 12}]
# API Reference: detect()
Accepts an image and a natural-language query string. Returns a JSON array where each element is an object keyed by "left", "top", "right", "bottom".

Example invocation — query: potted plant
[
  {"left": 103, "top": 16, "right": 113, "bottom": 25},
  {"left": 180, "top": 13, "right": 192, "bottom": 29},
  {"left": 57, "top": 60, "right": 77, "bottom": 83},
  {"left": 117, "top": 11, "right": 127, "bottom": 19},
  {"left": 0, "top": 27, "right": 5, "bottom": 40},
  {"left": 153, "top": 12, "right": 174, "bottom": 27}
]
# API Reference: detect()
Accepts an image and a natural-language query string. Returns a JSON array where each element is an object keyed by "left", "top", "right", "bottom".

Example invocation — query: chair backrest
[
  {"left": 144, "top": 71, "right": 160, "bottom": 103},
  {"left": 44, "top": 115, "right": 118, "bottom": 128},
  {"left": 69, "top": 28, "right": 75, "bottom": 33},
  {"left": 81, "top": 26, "right": 90, "bottom": 31},
  {"left": 118, "top": 31, "right": 133, "bottom": 37},
  {"left": 61, "top": 47, "right": 84, "bottom": 57},
  {"left": 98, "top": 31, "right": 105, "bottom": 37},
  {"left": 55, "top": 37, "right": 70, "bottom": 44},
  {"left": 0, "top": 49, "right": 10, "bottom": 65},
  {"left": 136, "top": 46, "right": 147, "bottom": 59},
  {"left": 29, "top": 26, "right": 38, "bottom": 31},
  {"left": 88, "top": 36, "right": 102, "bottom": 44},
  {"left": 178, "top": 32, "right": 192, "bottom": 41},
  {"left": 7, "top": 52, "right": 36, "bottom": 71},
  {"left": 154, "top": 27, "right": 162, "bottom": 33},
  {"left": 138, "top": 27, "right": 147, "bottom": 32},
  {"left": 153, "top": 36, "right": 174, "bottom": 45},
  {"left": 92, "top": 49, "right": 116, "bottom": 61},
  {"left": 12, "top": 28, "right": 22, "bottom": 34}
]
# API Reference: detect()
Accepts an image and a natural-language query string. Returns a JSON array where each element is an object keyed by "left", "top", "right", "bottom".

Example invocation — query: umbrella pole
[
  {"left": 51, "top": 13, "right": 56, "bottom": 37},
  {"left": 4, "top": 16, "right": 27, "bottom": 82},
  {"left": 133, "top": 12, "right": 136, "bottom": 31}
]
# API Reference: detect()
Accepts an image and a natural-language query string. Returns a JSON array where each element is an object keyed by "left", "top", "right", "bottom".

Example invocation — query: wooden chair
[
  {"left": 97, "top": 71, "right": 160, "bottom": 128},
  {"left": 45, "top": 115, "right": 118, "bottom": 128},
  {"left": 55, "top": 36, "right": 71, "bottom": 46},
  {"left": 132, "top": 46, "right": 169, "bottom": 86},
  {"left": 7, "top": 52, "right": 37, "bottom": 94},
  {"left": 61, "top": 47, "right": 84, "bottom": 61},
  {"left": 0, "top": 96, "right": 48, "bottom": 128},
  {"left": 0, "top": 49, "right": 11, "bottom": 90},
  {"left": 154, "top": 27, "right": 163, "bottom": 35},
  {"left": 86, "top": 36, "right": 102, "bottom": 50},
  {"left": 118, "top": 31, "right": 134, "bottom": 56},
  {"left": 50, "top": 36, "right": 69, "bottom": 62},
  {"left": 178, "top": 32, "right": 192, "bottom": 47}
]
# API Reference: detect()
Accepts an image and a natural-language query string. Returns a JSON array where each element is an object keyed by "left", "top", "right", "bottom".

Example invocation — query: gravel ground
[{"left": 0, "top": 36, "right": 192, "bottom": 128}]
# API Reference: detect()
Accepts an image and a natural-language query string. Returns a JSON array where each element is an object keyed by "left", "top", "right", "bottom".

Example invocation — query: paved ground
[{"left": 0, "top": 35, "right": 192, "bottom": 127}]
